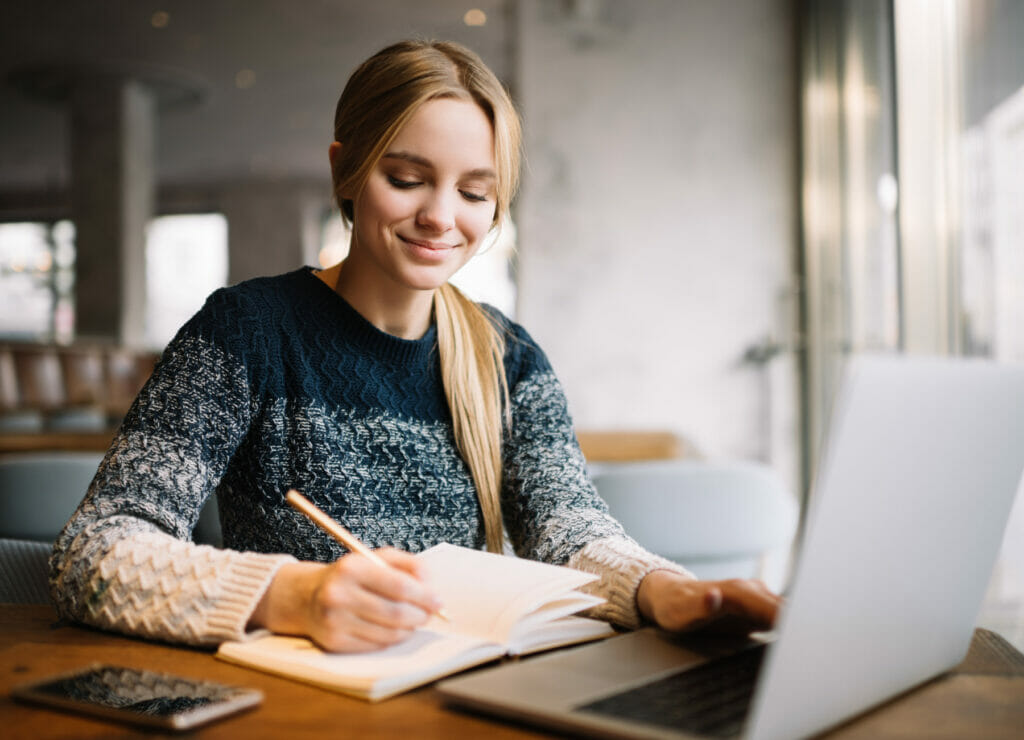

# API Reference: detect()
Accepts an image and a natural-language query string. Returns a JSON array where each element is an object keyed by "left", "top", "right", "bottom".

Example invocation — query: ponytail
[{"left": 434, "top": 284, "right": 510, "bottom": 553}]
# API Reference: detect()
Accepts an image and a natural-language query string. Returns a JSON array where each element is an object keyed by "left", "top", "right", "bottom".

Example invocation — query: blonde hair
[{"left": 331, "top": 40, "right": 521, "bottom": 552}]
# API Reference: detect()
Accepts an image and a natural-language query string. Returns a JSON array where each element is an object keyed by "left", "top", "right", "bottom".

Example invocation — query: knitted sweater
[{"left": 49, "top": 267, "right": 689, "bottom": 646}]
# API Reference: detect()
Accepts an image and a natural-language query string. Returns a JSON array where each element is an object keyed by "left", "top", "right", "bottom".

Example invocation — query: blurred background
[{"left": 0, "top": 1, "right": 1022, "bottom": 643}]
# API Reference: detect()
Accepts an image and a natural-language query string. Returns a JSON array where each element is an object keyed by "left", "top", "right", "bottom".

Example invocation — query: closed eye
[
  {"left": 387, "top": 175, "right": 420, "bottom": 189},
  {"left": 461, "top": 190, "right": 489, "bottom": 203}
]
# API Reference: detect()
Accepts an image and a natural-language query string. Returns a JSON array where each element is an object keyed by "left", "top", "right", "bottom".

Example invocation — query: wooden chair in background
[
  {"left": 51, "top": 347, "right": 108, "bottom": 431},
  {"left": 105, "top": 349, "right": 156, "bottom": 421},
  {"left": 11, "top": 346, "right": 64, "bottom": 412},
  {"left": 60, "top": 347, "right": 106, "bottom": 407},
  {"left": 0, "top": 347, "right": 18, "bottom": 411},
  {"left": 0, "top": 347, "right": 44, "bottom": 433},
  {"left": 0, "top": 343, "right": 159, "bottom": 448}
]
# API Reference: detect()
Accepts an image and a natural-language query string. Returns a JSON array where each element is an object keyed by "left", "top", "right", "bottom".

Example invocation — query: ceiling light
[
  {"left": 235, "top": 69, "right": 256, "bottom": 89},
  {"left": 463, "top": 9, "right": 487, "bottom": 26},
  {"left": 151, "top": 11, "right": 170, "bottom": 29}
]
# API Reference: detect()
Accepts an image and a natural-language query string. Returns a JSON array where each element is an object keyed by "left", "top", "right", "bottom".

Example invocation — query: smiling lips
[{"left": 400, "top": 235, "right": 456, "bottom": 252}]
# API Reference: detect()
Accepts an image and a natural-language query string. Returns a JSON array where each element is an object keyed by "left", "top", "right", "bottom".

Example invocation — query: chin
[{"left": 397, "top": 266, "right": 461, "bottom": 293}]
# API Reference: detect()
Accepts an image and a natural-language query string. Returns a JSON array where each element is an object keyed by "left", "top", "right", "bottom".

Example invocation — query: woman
[{"left": 50, "top": 40, "right": 779, "bottom": 653}]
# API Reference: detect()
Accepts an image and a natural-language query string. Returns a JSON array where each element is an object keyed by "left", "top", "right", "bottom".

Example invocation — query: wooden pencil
[{"left": 285, "top": 489, "right": 450, "bottom": 622}]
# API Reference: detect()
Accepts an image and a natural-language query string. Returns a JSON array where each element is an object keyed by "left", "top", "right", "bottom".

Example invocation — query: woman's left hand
[{"left": 636, "top": 569, "right": 782, "bottom": 634}]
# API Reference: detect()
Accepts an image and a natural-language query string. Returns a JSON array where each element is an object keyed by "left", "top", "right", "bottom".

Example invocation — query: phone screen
[{"left": 12, "top": 664, "right": 263, "bottom": 731}]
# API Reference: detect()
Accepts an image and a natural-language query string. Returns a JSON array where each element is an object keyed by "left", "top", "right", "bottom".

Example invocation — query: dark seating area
[
  {"left": 0, "top": 342, "right": 159, "bottom": 452},
  {"left": 0, "top": 343, "right": 223, "bottom": 548}
]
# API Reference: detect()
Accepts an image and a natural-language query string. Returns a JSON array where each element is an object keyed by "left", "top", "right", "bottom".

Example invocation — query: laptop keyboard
[{"left": 576, "top": 643, "right": 767, "bottom": 738}]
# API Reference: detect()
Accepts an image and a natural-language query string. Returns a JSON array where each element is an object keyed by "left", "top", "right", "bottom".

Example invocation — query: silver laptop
[{"left": 438, "top": 354, "right": 1024, "bottom": 739}]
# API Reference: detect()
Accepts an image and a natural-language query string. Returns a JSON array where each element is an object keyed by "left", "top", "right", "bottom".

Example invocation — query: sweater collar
[{"left": 300, "top": 266, "right": 438, "bottom": 365}]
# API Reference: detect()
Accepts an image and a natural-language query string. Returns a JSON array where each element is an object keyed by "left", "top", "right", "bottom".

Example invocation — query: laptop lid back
[{"left": 748, "top": 354, "right": 1024, "bottom": 740}]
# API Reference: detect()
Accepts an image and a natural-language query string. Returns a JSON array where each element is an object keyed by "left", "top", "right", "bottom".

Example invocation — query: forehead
[{"left": 386, "top": 98, "right": 495, "bottom": 173}]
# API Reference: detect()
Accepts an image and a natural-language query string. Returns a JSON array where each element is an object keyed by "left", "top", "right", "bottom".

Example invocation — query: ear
[
  {"left": 328, "top": 140, "right": 342, "bottom": 164},
  {"left": 328, "top": 141, "right": 358, "bottom": 201},
  {"left": 328, "top": 141, "right": 343, "bottom": 181}
]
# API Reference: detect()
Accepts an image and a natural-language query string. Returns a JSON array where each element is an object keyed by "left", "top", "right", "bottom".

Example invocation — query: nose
[{"left": 416, "top": 189, "right": 455, "bottom": 233}]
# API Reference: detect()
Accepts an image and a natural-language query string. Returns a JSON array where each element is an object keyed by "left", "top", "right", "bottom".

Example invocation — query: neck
[{"left": 322, "top": 259, "right": 435, "bottom": 340}]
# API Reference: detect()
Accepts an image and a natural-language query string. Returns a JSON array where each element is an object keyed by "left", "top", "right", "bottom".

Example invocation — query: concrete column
[
  {"left": 70, "top": 77, "right": 155, "bottom": 345},
  {"left": 222, "top": 182, "right": 325, "bottom": 285}
]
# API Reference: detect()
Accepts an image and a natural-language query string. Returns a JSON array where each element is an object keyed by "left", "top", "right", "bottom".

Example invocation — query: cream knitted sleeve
[
  {"left": 52, "top": 526, "right": 294, "bottom": 647},
  {"left": 567, "top": 535, "right": 695, "bottom": 630}
]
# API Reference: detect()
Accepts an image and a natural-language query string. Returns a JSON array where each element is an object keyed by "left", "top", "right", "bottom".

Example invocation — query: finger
[
  {"left": 310, "top": 577, "right": 427, "bottom": 647},
  {"left": 704, "top": 586, "right": 724, "bottom": 617},
  {"left": 673, "top": 584, "right": 725, "bottom": 630},
  {"left": 335, "top": 552, "right": 443, "bottom": 617},
  {"left": 343, "top": 610, "right": 417, "bottom": 648},
  {"left": 376, "top": 547, "right": 432, "bottom": 581},
  {"left": 314, "top": 616, "right": 415, "bottom": 653},
  {"left": 717, "top": 580, "right": 781, "bottom": 627},
  {"left": 373, "top": 548, "right": 446, "bottom": 615},
  {"left": 346, "top": 581, "right": 433, "bottom": 630}
]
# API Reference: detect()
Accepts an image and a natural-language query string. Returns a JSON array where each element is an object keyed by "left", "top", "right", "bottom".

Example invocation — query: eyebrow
[{"left": 381, "top": 151, "right": 496, "bottom": 179}]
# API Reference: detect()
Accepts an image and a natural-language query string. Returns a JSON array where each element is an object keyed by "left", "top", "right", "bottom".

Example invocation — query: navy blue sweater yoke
[{"left": 76, "top": 267, "right": 625, "bottom": 568}]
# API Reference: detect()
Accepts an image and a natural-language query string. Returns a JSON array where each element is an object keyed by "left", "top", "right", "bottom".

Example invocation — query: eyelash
[
  {"left": 387, "top": 175, "right": 419, "bottom": 189},
  {"left": 387, "top": 175, "right": 489, "bottom": 203}
]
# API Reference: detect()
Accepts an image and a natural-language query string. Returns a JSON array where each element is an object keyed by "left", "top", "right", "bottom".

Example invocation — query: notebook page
[
  {"left": 217, "top": 629, "right": 504, "bottom": 700},
  {"left": 417, "top": 543, "right": 598, "bottom": 644}
]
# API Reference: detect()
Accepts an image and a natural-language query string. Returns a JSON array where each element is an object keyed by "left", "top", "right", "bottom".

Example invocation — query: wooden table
[
  {"left": 0, "top": 605, "right": 544, "bottom": 739},
  {"left": 2, "top": 604, "right": 1023, "bottom": 739},
  {"left": 0, "top": 431, "right": 114, "bottom": 455},
  {"left": 2, "top": 429, "right": 691, "bottom": 461}
]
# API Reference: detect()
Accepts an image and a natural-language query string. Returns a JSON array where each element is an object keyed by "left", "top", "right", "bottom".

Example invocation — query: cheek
[
  {"left": 462, "top": 208, "right": 497, "bottom": 244},
  {"left": 358, "top": 182, "right": 412, "bottom": 225}
]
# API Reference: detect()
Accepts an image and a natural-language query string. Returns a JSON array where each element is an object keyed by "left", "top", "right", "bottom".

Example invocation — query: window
[
  {"left": 0, "top": 214, "right": 228, "bottom": 349},
  {"left": 0, "top": 220, "right": 75, "bottom": 343},
  {"left": 958, "top": 69, "right": 1024, "bottom": 362},
  {"left": 802, "top": 0, "right": 1024, "bottom": 649},
  {"left": 144, "top": 213, "right": 228, "bottom": 349}
]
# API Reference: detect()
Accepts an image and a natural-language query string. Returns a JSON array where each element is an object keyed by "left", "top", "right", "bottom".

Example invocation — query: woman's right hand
[{"left": 248, "top": 547, "right": 444, "bottom": 652}]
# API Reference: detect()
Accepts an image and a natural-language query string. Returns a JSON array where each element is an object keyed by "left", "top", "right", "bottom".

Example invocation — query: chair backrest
[
  {"left": 106, "top": 349, "right": 156, "bottom": 418},
  {"left": 0, "top": 452, "right": 103, "bottom": 541},
  {"left": 194, "top": 498, "right": 223, "bottom": 547},
  {"left": 0, "top": 451, "right": 223, "bottom": 546},
  {"left": 0, "top": 347, "right": 19, "bottom": 411},
  {"left": 591, "top": 459, "right": 799, "bottom": 587},
  {"left": 0, "top": 537, "right": 53, "bottom": 604},
  {"left": 61, "top": 347, "right": 107, "bottom": 406},
  {"left": 12, "top": 346, "right": 65, "bottom": 410}
]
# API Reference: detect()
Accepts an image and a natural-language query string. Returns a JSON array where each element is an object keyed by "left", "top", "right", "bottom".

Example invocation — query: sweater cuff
[
  {"left": 566, "top": 536, "right": 694, "bottom": 630},
  {"left": 88, "top": 531, "right": 296, "bottom": 647},
  {"left": 201, "top": 550, "right": 296, "bottom": 644}
]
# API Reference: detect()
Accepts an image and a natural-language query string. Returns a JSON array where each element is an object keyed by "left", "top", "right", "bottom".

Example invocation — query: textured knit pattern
[{"left": 49, "top": 268, "right": 691, "bottom": 645}]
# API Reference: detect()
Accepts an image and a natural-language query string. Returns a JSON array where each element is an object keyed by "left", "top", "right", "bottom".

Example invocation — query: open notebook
[{"left": 216, "top": 543, "right": 614, "bottom": 701}]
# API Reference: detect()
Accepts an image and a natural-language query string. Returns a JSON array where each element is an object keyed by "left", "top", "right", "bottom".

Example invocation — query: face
[{"left": 342, "top": 97, "right": 497, "bottom": 294}]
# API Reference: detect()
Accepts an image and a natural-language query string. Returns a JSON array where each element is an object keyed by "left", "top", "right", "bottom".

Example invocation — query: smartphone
[{"left": 11, "top": 663, "right": 263, "bottom": 731}]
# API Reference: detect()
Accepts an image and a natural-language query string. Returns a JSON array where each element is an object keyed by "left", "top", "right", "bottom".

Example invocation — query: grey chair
[
  {"left": 0, "top": 452, "right": 102, "bottom": 542},
  {"left": 0, "top": 537, "right": 53, "bottom": 603},
  {"left": 0, "top": 451, "right": 222, "bottom": 546},
  {"left": 194, "top": 498, "right": 223, "bottom": 547},
  {"left": 591, "top": 459, "right": 799, "bottom": 591}
]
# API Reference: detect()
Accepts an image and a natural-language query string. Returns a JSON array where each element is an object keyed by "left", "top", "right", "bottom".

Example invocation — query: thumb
[{"left": 704, "top": 586, "right": 724, "bottom": 618}]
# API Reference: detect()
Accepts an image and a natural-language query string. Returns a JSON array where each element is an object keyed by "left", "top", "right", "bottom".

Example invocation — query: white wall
[{"left": 514, "top": 1, "right": 799, "bottom": 469}]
